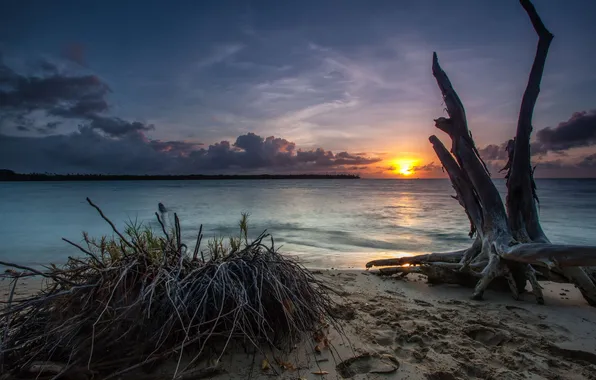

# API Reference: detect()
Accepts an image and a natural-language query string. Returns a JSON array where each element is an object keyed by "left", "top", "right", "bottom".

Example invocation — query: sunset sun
[
  {"left": 392, "top": 159, "right": 418, "bottom": 176},
  {"left": 400, "top": 165, "right": 413, "bottom": 176}
]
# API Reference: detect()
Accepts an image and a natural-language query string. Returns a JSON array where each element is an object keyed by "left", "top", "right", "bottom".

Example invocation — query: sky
[{"left": 1, "top": 0, "right": 596, "bottom": 178}]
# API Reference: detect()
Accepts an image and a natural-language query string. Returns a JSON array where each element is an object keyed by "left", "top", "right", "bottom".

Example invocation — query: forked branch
[
  {"left": 506, "top": 0, "right": 554, "bottom": 243},
  {"left": 432, "top": 55, "right": 509, "bottom": 233}
]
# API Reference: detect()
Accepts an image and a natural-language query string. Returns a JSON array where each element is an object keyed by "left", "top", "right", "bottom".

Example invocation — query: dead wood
[
  {"left": 366, "top": 250, "right": 465, "bottom": 268},
  {"left": 368, "top": 0, "right": 596, "bottom": 306},
  {"left": 506, "top": 0, "right": 554, "bottom": 244},
  {"left": 374, "top": 265, "right": 514, "bottom": 293}
]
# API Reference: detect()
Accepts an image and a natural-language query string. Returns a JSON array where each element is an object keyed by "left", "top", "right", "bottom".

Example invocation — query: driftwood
[{"left": 367, "top": 0, "right": 596, "bottom": 306}]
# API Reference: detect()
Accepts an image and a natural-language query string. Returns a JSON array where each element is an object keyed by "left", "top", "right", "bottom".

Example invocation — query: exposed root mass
[{"left": 0, "top": 198, "right": 339, "bottom": 379}]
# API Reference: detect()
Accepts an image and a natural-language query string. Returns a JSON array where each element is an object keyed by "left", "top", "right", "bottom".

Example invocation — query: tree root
[
  {"left": 372, "top": 264, "right": 514, "bottom": 293},
  {"left": 367, "top": 250, "right": 593, "bottom": 304},
  {"left": 366, "top": 250, "right": 465, "bottom": 268}
]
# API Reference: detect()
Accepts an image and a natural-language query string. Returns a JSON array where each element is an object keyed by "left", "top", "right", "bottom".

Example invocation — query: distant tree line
[{"left": 0, "top": 169, "right": 360, "bottom": 181}]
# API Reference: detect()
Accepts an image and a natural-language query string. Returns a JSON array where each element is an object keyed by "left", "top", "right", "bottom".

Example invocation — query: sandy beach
[
  {"left": 3, "top": 269, "right": 596, "bottom": 380},
  {"left": 2, "top": 0, "right": 596, "bottom": 377}
]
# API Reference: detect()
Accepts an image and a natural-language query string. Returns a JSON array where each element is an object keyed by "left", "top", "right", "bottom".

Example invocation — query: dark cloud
[
  {"left": 412, "top": 162, "right": 440, "bottom": 172},
  {"left": 535, "top": 110, "right": 596, "bottom": 152},
  {"left": 282, "top": 146, "right": 375, "bottom": 168},
  {"left": 296, "top": 149, "right": 333, "bottom": 165},
  {"left": 475, "top": 152, "right": 596, "bottom": 177},
  {"left": 332, "top": 151, "right": 378, "bottom": 165},
  {"left": 578, "top": 153, "right": 596, "bottom": 168},
  {"left": 150, "top": 140, "right": 203, "bottom": 156},
  {"left": 520, "top": 154, "right": 596, "bottom": 177},
  {"left": 46, "top": 121, "right": 59, "bottom": 130},
  {"left": 235, "top": 132, "right": 267, "bottom": 152},
  {"left": 189, "top": 134, "right": 380, "bottom": 170},
  {"left": 478, "top": 143, "right": 509, "bottom": 161},
  {"left": 38, "top": 59, "right": 58, "bottom": 74},
  {"left": 479, "top": 110, "right": 596, "bottom": 162},
  {"left": 0, "top": 127, "right": 174, "bottom": 174},
  {"left": 88, "top": 115, "right": 154, "bottom": 137},
  {"left": 8, "top": 114, "right": 34, "bottom": 132},
  {"left": 533, "top": 159, "right": 566, "bottom": 170},
  {"left": 291, "top": 148, "right": 379, "bottom": 167},
  {"left": 0, "top": 130, "right": 380, "bottom": 174},
  {"left": 34, "top": 121, "right": 61, "bottom": 135},
  {"left": 50, "top": 99, "right": 109, "bottom": 118},
  {"left": 227, "top": 133, "right": 297, "bottom": 168},
  {"left": 0, "top": 66, "right": 109, "bottom": 113},
  {"left": 0, "top": 57, "right": 159, "bottom": 140},
  {"left": 479, "top": 140, "right": 560, "bottom": 161},
  {"left": 336, "top": 152, "right": 358, "bottom": 159}
]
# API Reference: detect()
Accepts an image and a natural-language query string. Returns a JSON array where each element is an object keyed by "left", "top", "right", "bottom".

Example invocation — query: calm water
[{"left": 1, "top": 179, "right": 596, "bottom": 269}]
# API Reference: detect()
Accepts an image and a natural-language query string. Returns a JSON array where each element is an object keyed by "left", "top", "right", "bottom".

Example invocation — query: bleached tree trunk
[{"left": 367, "top": 0, "right": 596, "bottom": 306}]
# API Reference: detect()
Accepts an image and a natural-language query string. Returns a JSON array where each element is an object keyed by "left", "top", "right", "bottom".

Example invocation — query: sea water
[{"left": 1, "top": 179, "right": 595, "bottom": 269}]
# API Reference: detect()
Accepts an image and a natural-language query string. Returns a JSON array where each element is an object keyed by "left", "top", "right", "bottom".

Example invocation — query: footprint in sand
[
  {"left": 336, "top": 353, "right": 400, "bottom": 378},
  {"left": 464, "top": 325, "right": 511, "bottom": 347},
  {"left": 547, "top": 343, "right": 596, "bottom": 366},
  {"left": 414, "top": 299, "right": 434, "bottom": 307},
  {"left": 372, "top": 329, "right": 396, "bottom": 346},
  {"left": 329, "top": 304, "right": 357, "bottom": 321}
]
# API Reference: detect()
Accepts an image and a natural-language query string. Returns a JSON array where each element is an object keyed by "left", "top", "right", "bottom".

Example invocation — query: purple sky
[{"left": 1, "top": 0, "right": 595, "bottom": 177}]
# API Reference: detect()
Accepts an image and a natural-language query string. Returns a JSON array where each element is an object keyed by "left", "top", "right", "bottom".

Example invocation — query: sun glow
[{"left": 391, "top": 159, "right": 419, "bottom": 176}]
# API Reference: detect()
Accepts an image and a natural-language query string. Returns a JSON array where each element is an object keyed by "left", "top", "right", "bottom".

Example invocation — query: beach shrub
[{"left": 0, "top": 198, "right": 337, "bottom": 379}]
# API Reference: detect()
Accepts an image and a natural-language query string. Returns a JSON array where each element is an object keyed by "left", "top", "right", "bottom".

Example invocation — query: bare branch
[
  {"left": 86, "top": 197, "right": 137, "bottom": 250},
  {"left": 503, "top": 244, "right": 596, "bottom": 267},
  {"left": 432, "top": 53, "right": 509, "bottom": 233},
  {"left": 506, "top": 0, "right": 554, "bottom": 243},
  {"left": 430, "top": 135, "right": 482, "bottom": 237}
]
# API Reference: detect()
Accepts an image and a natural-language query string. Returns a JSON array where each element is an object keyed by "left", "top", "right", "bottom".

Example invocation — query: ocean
[{"left": 1, "top": 179, "right": 596, "bottom": 269}]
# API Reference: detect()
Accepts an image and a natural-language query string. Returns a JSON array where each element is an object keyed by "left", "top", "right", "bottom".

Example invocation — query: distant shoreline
[{"left": 0, "top": 170, "right": 360, "bottom": 181}]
